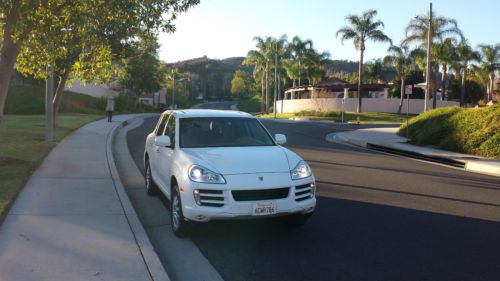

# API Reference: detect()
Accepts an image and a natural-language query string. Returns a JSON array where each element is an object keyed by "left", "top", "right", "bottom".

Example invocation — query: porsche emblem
[{"left": 258, "top": 176, "right": 264, "bottom": 181}]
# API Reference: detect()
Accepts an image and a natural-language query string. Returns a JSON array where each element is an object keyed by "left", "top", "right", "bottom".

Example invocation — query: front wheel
[
  {"left": 145, "top": 160, "right": 158, "bottom": 196},
  {"left": 171, "top": 185, "right": 191, "bottom": 237}
]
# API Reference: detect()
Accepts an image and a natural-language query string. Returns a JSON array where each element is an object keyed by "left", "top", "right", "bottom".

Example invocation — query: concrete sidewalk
[
  {"left": 0, "top": 115, "right": 167, "bottom": 281},
  {"left": 327, "top": 127, "right": 500, "bottom": 177}
]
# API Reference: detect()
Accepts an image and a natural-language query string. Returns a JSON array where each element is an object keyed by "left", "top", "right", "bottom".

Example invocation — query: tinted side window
[
  {"left": 156, "top": 114, "right": 169, "bottom": 136},
  {"left": 164, "top": 116, "right": 176, "bottom": 146}
]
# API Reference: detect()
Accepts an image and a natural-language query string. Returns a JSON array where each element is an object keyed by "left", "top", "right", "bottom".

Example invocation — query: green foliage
[
  {"left": 447, "top": 79, "right": 483, "bottom": 104},
  {"left": 121, "top": 32, "right": 166, "bottom": 96},
  {"left": 238, "top": 95, "right": 262, "bottom": 113},
  {"left": 231, "top": 70, "right": 253, "bottom": 98},
  {"left": 399, "top": 105, "right": 500, "bottom": 158},
  {"left": 5, "top": 84, "right": 153, "bottom": 115}
]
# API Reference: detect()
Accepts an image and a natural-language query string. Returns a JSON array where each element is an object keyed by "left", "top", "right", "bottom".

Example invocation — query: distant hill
[
  {"left": 165, "top": 57, "right": 394, "bottom": 99},
  {"left": 166, "top": 56, "right": 253, "bottom": 99}
]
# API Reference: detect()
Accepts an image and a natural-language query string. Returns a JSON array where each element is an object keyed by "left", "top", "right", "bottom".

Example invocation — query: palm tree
[
  {"left": 243, "top": 49, "right": 266, "bottom": 112},
  {"left": 288, "top": 36, "right": 313, "bottom": 86},
  {"left": 433, "top": 38, "right": 456, "bottom": 102},
  {"left": 269, "top": 35, "right": 289, "bottom": 113},
  {"left": 403, "top": 13, "right": 463, "bottom": 108},
  {"left": 455, "top": 41, "right": 480, "bottom": 106},
  {"left": 471, "top": 64, "right": 492, "bottom": 101},
  {"left": 477, "top": 44, "right": 500, "bottom": 101},
  {"left": 384, "top": 45, "right": 423, "bottom": 113},
  {"left": 336, "top": 9, "right": 392, "bottom": 112},
  {"left": 304, "top": 50, "right": 330, "bottom": 85},
  {"left": 244, "top": 36, "right": 275, "bottom": 113}
]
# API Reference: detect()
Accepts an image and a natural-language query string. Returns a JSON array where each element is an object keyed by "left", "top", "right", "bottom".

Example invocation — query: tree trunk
[
  {"left": 261, "top": 75, "right": 265, "bottom": 113},
  {"left": 460, "top": 64, "right": 466, "bottom": 107},
  {"left": 357, "top": 44, "right": 365, "bottom": 113},
  {"left": 489, "top": 72, "right": 495, "bottom": 101},
  {"left": 265, "top": 64, "right": 269, "bottom": 113},
  {"left": 397, "top": 77, "right": 405, "bottom": 114},
  {"left": 0, "top": 1, "right": 23, "bottom": 123},
  {"left": 52, "top": 67, "right": 72, "bottom": 127},
  {"left": 432, "top": 64, "right": 439, "bottom": 109},
  {"left": 441, "top": 65, "right": 447, "bottom": 101}
]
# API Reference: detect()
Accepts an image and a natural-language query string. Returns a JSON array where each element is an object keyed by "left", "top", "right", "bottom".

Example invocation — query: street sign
[{"left": 405, "top": 85, "right": 412, "bottom": 95}]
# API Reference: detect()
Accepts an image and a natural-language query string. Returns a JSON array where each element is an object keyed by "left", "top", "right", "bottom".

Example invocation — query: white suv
[{"left": 144, "top": 109, "right": 316, "bottom": 236}]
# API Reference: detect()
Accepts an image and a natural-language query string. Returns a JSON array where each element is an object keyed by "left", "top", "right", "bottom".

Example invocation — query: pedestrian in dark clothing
[{"left": 106, "top": 96, "right": 115, "bottom": 122}]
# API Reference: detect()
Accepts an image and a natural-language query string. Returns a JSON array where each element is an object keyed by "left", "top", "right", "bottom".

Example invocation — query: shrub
[
  {"left": 399, "top": 105, "right": 500, "bottom": 158},
  {"left": 238, "top": 95, "right": 261, "bottom": 113}
]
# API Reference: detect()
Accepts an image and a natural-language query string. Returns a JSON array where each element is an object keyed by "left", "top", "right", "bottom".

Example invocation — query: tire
[
  {"left": 284, "top": 212, "right": 313, "bottom": 227},
  {"left": 145, "top": 160, "right": 158, "bottom": 196},
  {"left": 171, "top": 185, "right": 191, "bottom": 237}
]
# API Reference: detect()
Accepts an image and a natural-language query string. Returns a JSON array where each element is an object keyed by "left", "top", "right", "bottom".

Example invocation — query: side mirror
[
  {"left": 154, "top": 136, "right": 171, "bottom": 147},
  {"left": 275, "top": 134, "right": 287, "bottom": 145}
]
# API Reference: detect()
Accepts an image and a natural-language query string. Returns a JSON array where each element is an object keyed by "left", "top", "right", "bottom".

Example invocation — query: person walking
[{"left": 106, "top": 96, "right": 115, "bottom": 122}]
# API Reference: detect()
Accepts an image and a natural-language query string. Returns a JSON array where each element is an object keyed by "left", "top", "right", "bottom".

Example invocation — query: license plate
[{"left": 252, "top": 202, "right": 276, "bottom": 216}]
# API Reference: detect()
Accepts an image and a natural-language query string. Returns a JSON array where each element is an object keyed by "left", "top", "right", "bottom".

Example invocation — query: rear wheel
[
  {"left": 171, "top": 185, "right": 191, "bottom": 237},
  {"left": 145, "top": 160, "right": 158, "bottom": 195}
]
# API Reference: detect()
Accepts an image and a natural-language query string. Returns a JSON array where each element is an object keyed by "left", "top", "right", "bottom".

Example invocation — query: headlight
[
  {"left": 290, "top": 161, "right": 312, "bottom": 180},
  {"left": 188, "top": 165, "right": 226, "bottom": 184}
]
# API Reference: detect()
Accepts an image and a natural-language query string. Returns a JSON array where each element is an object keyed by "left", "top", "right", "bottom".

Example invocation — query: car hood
[{"left": 182, "top": 146, "right": 291, "bottom": 175}]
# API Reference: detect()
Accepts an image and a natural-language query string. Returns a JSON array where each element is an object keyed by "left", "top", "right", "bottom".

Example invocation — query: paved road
[{"left": 125, "top": 106, "right": 500, "bottom": 281}]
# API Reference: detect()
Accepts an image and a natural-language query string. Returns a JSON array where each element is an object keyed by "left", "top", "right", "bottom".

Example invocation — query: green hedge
[
  {"left": 5, "top": 84, "right": 155, "bottom": 115},
  {"left": 399, "top": 105, "right": 500, "bottom": 158},
  {"left": 238, "top": 95, "right": 261, "bottom": 113}
]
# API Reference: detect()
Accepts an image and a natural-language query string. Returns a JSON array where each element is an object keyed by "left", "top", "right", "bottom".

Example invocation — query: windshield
[{"left": 180, "top": 117, "right": 275, "bottom": 148}]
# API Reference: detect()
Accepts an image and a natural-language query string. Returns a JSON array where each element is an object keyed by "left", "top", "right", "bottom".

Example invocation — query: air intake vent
[{"left": 232, "top": 188, "right": 290, "bottom": 202}]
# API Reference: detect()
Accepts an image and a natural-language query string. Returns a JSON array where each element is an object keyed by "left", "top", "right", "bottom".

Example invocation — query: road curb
[
  {"left": 106, "top": 115, "right": 171, "bottom": 281},
  {"left": 326, "top": 132, "right": 500, "bottom": 178}
]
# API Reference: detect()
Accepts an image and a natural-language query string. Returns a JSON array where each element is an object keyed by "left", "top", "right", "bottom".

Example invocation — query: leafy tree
[
  {"left": 403, "top": 12, "right": 463, "bottom": 108},
  {"left": 476, "top": 44, "right": 500, "bottom": 101},
  {"left": 433, "top": 38, "right": 456, "bottom": 102},
  {"left": 336, "top": 9, "right": 392, "bottom": 112},
  {"left": 121, "top": 33, "right": 166, "bottom": 96},
  {"left": 0, "top": 0, "right": 199, "bottom": 122},
  {"left": 384, "top": 45, "right": 423, "bottom": 112},
  {"left": 231, "top": 70, "right": 253, "bottom": 99},
  {"left": 455, "top": 41, "right": 480, "bottom": 106},
  {"left": 471, "top": 64, "right": 492, "bottom": 101}
]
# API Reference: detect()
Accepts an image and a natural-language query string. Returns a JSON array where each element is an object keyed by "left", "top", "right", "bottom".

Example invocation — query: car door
[
  {"left": 150, "top": 113, "right": 169, "bottom": 180},
  {"left": 156, "top": 114, "right": 176, "bottom": 197}
]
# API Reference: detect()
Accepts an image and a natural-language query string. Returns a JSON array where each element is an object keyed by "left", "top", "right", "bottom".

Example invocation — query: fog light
[
  {"left": 310, "top": 183, "right": 316, "bottom": 197},
  {"left": 193, "top": 189, "right": 201, "bottom": 205}
]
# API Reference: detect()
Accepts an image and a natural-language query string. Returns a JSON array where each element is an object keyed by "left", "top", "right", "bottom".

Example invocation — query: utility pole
[
  {"left": 273, "top": 43, "right": 278, "bottom": 119},
  {"left": 45, "top": 65, "right": 54, "bottom": 142},
  {"left": 424, "top": 2, "right": 432, "bottom": 112}
]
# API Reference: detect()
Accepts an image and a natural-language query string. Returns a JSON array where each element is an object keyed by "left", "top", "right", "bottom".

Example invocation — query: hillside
[{"left": 164, "top": 57, "right": 397, "bottom": 100}]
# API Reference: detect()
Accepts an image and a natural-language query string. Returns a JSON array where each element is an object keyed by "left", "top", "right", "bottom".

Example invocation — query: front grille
[
  {"left": 232, "top": 188, "right": 290, "bottom": 202},
  {"left": 295, "top": 183, "right": 315, "bottom": 202},
  {"left": 198, "top": 189, "right": 224, "bottom": 207}
]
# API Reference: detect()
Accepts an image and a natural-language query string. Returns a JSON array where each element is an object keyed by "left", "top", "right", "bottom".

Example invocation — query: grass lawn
[
  {"left": 0, "top": 114, "right": 101, "bottom": 220},
  {"left": 258, "top": 111, "right": 410, "bottom": 123}
]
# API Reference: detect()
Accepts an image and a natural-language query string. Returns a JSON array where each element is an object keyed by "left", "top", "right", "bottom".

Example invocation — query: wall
[
  {"left": 276, "top": 98, "right": 460, "bottom": 114},
  {"left": 65, "top": 79, "right": 120, "bottom": 98}
]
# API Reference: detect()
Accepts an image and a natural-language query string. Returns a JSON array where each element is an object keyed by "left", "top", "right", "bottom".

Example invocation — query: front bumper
[{"left": 179, "top": 172, "right": 316, "bottom": 222}]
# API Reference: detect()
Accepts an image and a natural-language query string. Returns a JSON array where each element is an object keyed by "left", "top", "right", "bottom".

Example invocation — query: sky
[{"left": 158, "top": 0, "right": 500, "bottom": 63}]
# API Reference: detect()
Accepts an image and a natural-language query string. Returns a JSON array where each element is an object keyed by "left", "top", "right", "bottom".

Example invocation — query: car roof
[{"left": 164, "top": 109, "right": 254, "bottom": 118}]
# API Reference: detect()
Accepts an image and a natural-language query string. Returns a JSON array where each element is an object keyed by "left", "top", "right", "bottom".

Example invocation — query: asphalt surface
[{"left": 125, "top": 103, "right": 500, "bottom": 281}]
